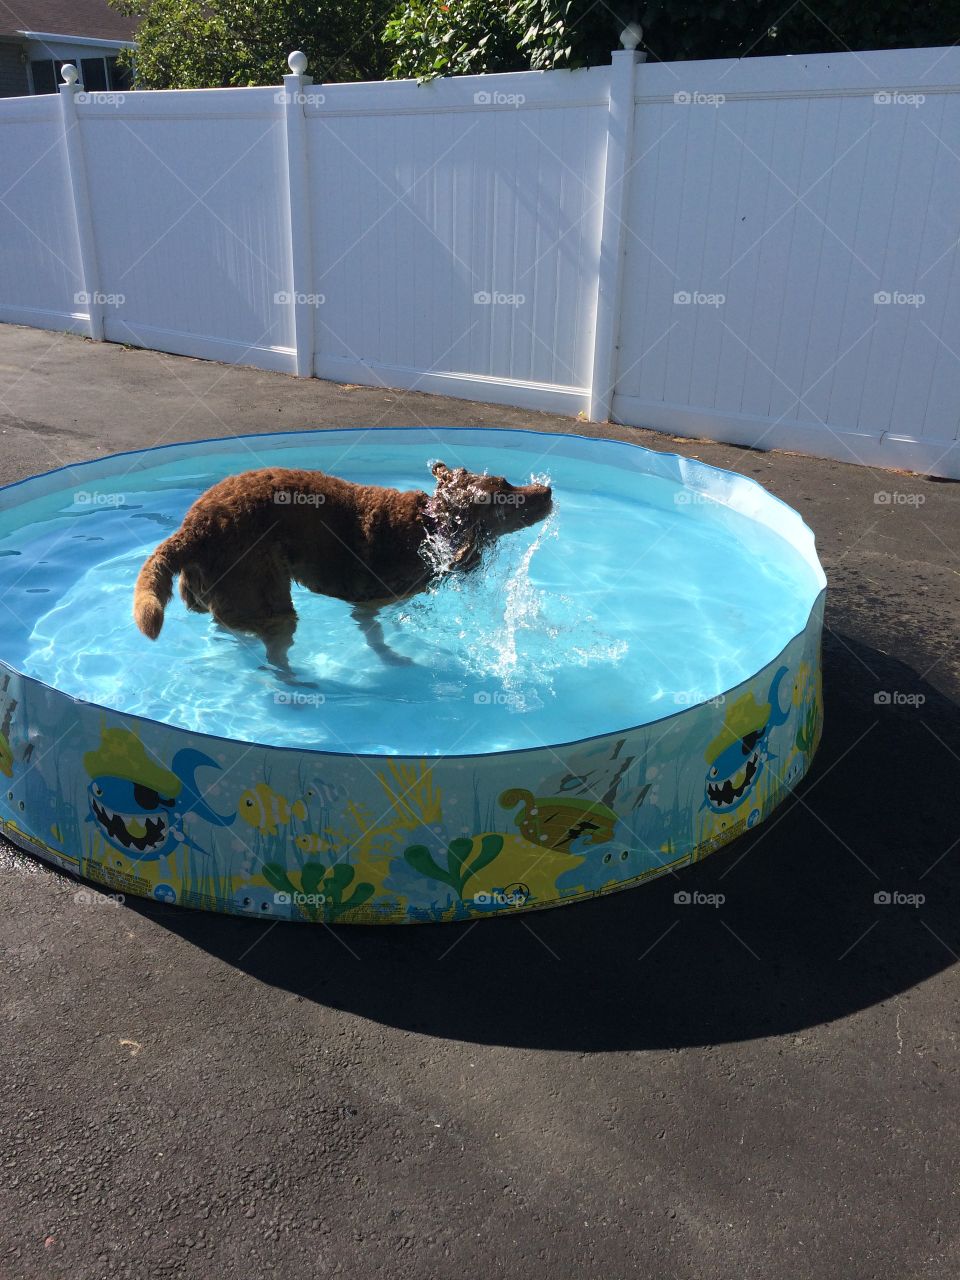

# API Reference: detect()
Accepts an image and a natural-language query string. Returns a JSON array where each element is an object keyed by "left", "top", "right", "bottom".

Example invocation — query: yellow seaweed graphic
[
  {"left": 376, "top": 760, "right": 442, "bottom": 830},
  {"left": 325, "top": 799, "right": 397, "bottom": 861}
]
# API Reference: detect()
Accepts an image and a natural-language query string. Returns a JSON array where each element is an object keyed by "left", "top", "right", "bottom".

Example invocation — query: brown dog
[{"left": 133, "top": 460, "right": 552, "bottom": 668}]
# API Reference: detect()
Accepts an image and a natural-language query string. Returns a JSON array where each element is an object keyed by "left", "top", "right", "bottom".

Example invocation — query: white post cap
[
  {"left": 61, "top": 63, "right": 79, "bottom": 84},
  {"left": 287, "top": 50, "right": 308, "bottom": 76},
  {"left": 619, "top": 23, "right": 643, "bottom": 51}
]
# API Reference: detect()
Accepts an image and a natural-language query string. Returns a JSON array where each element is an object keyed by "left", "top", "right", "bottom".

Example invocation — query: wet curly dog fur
[{"left": 133, "top": 460, "right": 552, "bottom": 668}]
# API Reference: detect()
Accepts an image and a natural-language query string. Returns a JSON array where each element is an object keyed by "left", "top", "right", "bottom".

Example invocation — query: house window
[
  {"left": 30, "top": 55, "right": 132, "bottom": 95},
  {"left": 29, "top": 60, "right": 65, "bottom": 94},
  {"left": 80, "top": 57, "right": 107, "bottom": 91},
  {"left": 107, "top": 58, "right": 131, "bottom": 91}
]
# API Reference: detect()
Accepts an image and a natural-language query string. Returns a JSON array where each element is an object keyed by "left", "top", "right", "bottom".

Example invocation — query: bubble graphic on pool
[{"left": 0, "top": 428, "right": 825, "bottom": 923}]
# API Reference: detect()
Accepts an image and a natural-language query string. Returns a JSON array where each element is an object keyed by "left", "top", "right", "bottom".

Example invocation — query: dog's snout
[{"left": 513, "top": 481, "right": 552, "bottom": 525}]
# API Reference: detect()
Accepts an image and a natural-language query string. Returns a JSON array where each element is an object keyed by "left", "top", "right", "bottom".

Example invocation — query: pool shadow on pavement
[{"left": 132, "top": 630, "right": 959, "bottom": 1050}]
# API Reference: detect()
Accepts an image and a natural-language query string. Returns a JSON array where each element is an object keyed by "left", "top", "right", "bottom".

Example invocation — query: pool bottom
[{"left": 0, "top": 593, "right": 823, "bottom": 924}]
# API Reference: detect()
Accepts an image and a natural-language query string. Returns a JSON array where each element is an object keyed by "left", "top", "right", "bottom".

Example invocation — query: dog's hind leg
[
  {"left": 179, "top": 566, "right": 209, "bottom": 614},
  {"left": 207, "top": 550, "right": 299, "bottom": 671},
  {"left": 214, "top": 608, "right": 299, "bottom": 674},
  {"left": 351, "top": 603, "right": 412, "bottom": 667}
]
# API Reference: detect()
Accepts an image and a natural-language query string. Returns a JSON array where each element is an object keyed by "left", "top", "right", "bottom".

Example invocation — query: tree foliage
[
  {"left": 110, "top": 0, "right": 396, "bottom": 88},
  {"left": 112, "top": 0, "right": 960, "bottom": 88},
  {"left": 383, "top": 0, "right": 628, "bottom": 79},
  {"left": 383, "top": 0, "right": 960, "bottom": 80}
]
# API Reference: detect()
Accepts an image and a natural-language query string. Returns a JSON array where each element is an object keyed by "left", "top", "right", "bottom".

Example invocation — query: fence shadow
[{"left": 132, "top": 630, "right": 959, "bottom": 1050}]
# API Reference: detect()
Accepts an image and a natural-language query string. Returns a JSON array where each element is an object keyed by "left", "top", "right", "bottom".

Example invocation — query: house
[{"left": 0, "top": 0, "right": 137, "bottom": 98}]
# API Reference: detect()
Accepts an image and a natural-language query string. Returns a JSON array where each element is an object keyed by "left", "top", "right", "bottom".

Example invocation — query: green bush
[
  {"left": 112, "top": 0, "right": 960, "bottom": 87},
  {"left": 111, "top": 0, "right": 396, "bottom": 88},
  {"left": 383, "top": 0, "right": 960, "bottom": 80}
]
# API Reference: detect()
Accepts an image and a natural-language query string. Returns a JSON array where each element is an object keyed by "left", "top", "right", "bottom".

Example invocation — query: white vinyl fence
[{"left": 1, "top": 45, "right": 958, "bottom": 477}]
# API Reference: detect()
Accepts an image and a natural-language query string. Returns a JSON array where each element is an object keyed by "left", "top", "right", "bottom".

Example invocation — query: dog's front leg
[{"left": 350, "top": 604, "right": 412, "bottom": 667}]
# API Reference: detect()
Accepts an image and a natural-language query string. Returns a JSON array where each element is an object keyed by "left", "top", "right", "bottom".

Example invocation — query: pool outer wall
[{"left": 0, "top": 429, "right": 826, "bottom": 925}]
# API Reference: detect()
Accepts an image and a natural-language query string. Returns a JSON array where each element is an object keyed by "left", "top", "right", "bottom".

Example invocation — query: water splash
[
  {"left": 408, "top": 508, "right": 627, "bottom": 714},
  {"left": 486, "top": 513, "right": 558, "bottom": 705},
  {"left": 419, "top": 521, "right": 458, "bottom": 577}
]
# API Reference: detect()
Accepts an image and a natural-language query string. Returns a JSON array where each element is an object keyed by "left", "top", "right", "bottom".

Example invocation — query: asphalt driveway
[{"left": 1, "top": 325, "right": 958, "bottom": 1279}]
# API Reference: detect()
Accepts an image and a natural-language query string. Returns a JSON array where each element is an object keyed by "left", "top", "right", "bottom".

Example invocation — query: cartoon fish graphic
[
  {"left": 295, "top": 832, "right": 333, "bottom": 854},
  {"left": 83, "top": 728, "right": 234, "bottom": 860},
  {"left": 702, "top": 666, "right": 790, "bottom": 813},
  {"left": 239, "top": 783, "right": 307, "bottom": 836},
  {"left": 499, "top": 787, "right": 619, "bottom": 851},
  {"left": 0, "top": 733, "right": 12, "bottom": 778}
]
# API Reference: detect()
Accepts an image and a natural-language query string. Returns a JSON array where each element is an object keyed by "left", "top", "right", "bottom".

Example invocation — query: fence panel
[
  {"left": 79, "top": 88, "right": 296, "bottom": 371},
  {"left": 612, "top": 48, "right": 960, "bottom": 476},
  {"left": 305, "top": 69, "right": 609, "bottom": 413},
  {"left": 0, "top": 94, "right": 84, "bottom": 332}
]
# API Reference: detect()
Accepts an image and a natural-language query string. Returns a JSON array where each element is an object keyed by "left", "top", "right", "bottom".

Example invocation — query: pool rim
[{"left": 0, "top": 425, "right": 827, "bottom": 761}]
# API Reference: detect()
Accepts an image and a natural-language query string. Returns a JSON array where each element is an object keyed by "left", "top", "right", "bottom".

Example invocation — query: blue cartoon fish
[
  {"left": 702, "top": 667, "right": 791, "bottom": 814},
  {"left": 84, "top": 728, "right": 234, "bottom": 860}
]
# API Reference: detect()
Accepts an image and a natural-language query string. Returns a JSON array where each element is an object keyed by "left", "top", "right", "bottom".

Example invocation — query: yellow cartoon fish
[
  {"left": 0, "top": 733, "right": 12, "bottom": 778},
  {"left": 239, "top": 783, "right": 307, "bottom": 836},
  {"left": 295, "top": 832, "right": 334, "bottom": 854}
]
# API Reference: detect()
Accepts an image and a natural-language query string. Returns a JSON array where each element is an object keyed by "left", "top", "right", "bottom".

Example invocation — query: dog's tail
[{"left": 133, "top": 536, "right": 185, "bottom": 640}]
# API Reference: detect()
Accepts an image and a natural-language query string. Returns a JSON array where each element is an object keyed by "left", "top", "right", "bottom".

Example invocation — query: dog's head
[{"left": 429, "top": 461, "right": 552, "bottom": 562}]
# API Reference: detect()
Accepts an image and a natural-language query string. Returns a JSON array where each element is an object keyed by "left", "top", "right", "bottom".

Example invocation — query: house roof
[{"left": 0, "top": 0, "right": 137, "bottom": 42}]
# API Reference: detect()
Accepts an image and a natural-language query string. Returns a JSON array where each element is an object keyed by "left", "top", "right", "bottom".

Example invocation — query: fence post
[
  {"left": 279, "top": 50, "right": 316, "bottom": 378},
  {"left": 589, "top": 27, "right": 645, "bottom": 422},
  {"left": 59, "top": 64, "right": 103, "bottom": 341}
]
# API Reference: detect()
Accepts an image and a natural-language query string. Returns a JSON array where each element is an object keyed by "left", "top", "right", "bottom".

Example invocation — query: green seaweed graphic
[
  {"left": 263, "top": 860, "right": 375, "bottom": 923},
  {"left": 795, "top": 698, "right": 820, "bottom": 755},
  {"left": 403, "top": 833, "right": 504, "bottom": 899}
]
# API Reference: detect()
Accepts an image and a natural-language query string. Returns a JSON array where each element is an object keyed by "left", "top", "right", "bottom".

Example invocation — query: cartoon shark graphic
[
  {"left": 702, "top": 666, "right": 791, "bottom": 814},
  {"left": 83, "top": 728, "right": 235, "bottom": 860}
]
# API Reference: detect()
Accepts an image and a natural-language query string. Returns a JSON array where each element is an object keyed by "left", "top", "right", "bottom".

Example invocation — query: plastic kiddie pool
[{"left": 0, "top": 428, "right": 825, "bottom": 924}]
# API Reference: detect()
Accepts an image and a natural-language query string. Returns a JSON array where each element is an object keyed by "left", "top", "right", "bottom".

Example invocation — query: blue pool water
[{"left": 0, "top": 431, "right": 823, "bottom": 755}]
